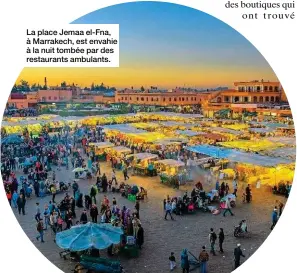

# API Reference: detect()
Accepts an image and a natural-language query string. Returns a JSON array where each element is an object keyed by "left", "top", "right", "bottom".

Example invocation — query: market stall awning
[
  {"left": 126, "top": 132, "right": 166, "bottom": 143},
  {"left": 112, "top": 146, "right": 132, "bottom": 153},
  {"left": 88, "top": 142, "right": 115, "bottom": 148},
  {"left": 156, "top": 159, "right": 185, "bottom": 167},
  {"left": 266, "top": 137, "right": 296, "bottom": 146},
  {"left": 186, "top": 145, "right": 293, "bottom": 166},
  {"left": 175, "top": 130, "right": 206, "bottom": 137},
  {"left": 127, "top": 153, "right": 159, "bottom": 161},
  {"left": 218, "top": 139, "right": 284, "bottom": 152},
  {"left": 249, "top": 127, "right": 274, "bottom": 133},
  {"left": 211, "top": 127, "right": 242, "bottom": 135},
  {"left": 262, "top": 147, "right": 296, "bottom": 160},
  {"left": 103, "top": 124, "right": 146, "bottom": 134}
]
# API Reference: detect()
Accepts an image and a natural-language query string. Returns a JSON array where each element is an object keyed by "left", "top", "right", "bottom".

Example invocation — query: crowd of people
[{"left": 1, "top": 122, "right": 288, "bottom": 273}]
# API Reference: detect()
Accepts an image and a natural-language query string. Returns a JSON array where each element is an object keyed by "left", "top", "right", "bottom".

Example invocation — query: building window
[
  {"left": 259, "top": 96, "right": 264, "bottom": 103},
  {"left": 151, "top": 98, "right": 154, "bottom": 102},
  {"left": 256, "top": 86, "right": 261, "bottom": 91},
  {"left": 179, "top": 97, "right": 181, "bottom": 101},
  {"left": 234, "top": 96, "right": 239, "bottom": 102},
  {"left": 48, "top": 96, "right": 51, "bottom": 100},
  {"left": 174, "top": 98, "right": 177, "bottom": 101},
  {"left": 137, "top": 97, "right": 139, "bottom": 101},
  {"left": 186, "top": 97, "right": 188, "bottom": 101},
  {"left": 244, "top": 97, "right": 249, "bottom": 102},
  {"left": 265, "top": 96, "right": 269, "bottom": 102},
  {"left": 125, "top": 97, "right": 128, "bottom": 101},
  {"left": 271, "top": 96, "right": 275, "bottom": 102},
  {"left": 169, "top": 98, "right": 171, "bottom": 102},
  {"left": 269, "top": 86, "right": 273, "bottom": 91},
  {"left": 182, "top": 98, "right": 184, "bottom": 101},
  {"left": 141, "top": 97, "right": 144, "bottom": 101},
  {"left": 200, "top": 99, "right": 202, "bottom": 102},
  {"left": 264, "top": 86, "right": 268, "bottom": 91},
  {"left": 163, "top": 98, "right": 166, "bottom": 102},
  {"left": 224, "top": 96, "right": 230, "bottom": 102},
  {"left": 156, "top": 98, "right": 158, "bottom": 101},
  {"left": 194, "top": 97, "right": 197, "bottom": 101},
  {"left": 274, "top": 86, "right": 278, "bottom": 92},
  {"left": 253, "top": 96, "right": 257, "bottom": 103},
  {"left": 146, "top": 97, "right": 148, "bottom": 101},
  {"left": 130, "top": 97, "right": 132, "bottom": 100}
]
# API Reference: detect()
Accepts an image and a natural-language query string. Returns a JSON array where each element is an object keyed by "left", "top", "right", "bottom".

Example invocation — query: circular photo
[{"left": 1, "top": 2, "right": 295, "bottom": 273}]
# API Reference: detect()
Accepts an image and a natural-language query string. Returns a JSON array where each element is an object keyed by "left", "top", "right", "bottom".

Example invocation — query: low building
[
  {"left": 202, "top": 80, "right": 291, "bottom": 118},
  {"left": 37, "top": 90, "right": 73, "bottom": 103},
  {"left": 114, "top": 89, "right": 212, "bottom": 106},
  {"left": 7, "top": 92, "right": 38, "bottom": 108}
]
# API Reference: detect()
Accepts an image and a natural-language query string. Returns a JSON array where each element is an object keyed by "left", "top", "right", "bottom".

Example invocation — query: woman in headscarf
[{"left": 181, "top": 249, "right": 190, "bottom": 273}]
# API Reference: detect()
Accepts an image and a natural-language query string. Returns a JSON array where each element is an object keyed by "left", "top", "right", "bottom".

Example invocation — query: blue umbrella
[
  {"left": 56, "top": 222, "right": 123, "bottom": 251},
  {"left": 1, "top": 134, "right": 24, "bottom": 145}
]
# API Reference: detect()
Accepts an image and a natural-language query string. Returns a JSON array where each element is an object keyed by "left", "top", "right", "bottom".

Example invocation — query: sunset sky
[{"left": 17, "top": 2, "right": 278, "bottom": 89}]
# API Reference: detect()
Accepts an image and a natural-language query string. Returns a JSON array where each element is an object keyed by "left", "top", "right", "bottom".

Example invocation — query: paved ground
[{"left": 12, "top": 161, "right": 286, "bottom": 273}]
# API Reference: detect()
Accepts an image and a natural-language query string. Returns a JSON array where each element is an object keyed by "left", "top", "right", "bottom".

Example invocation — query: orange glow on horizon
[{"left": 16, "top": 66, "right": 278, "bottom": 89}]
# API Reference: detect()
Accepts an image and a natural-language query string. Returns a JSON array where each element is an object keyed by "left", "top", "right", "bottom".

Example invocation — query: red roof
[{"left": 10, "top": 93, "right": 27, "bottom": 99}]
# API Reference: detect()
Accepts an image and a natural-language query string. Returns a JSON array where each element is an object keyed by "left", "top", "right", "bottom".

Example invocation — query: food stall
[
  {"left": 88, "top": 142, "right": 115, "bottom": 161},
  {"left": 106, "top": 146, "right": 132, "bottom": 169},
  {"left": 187, "top": 144, "right": 294, "bottom": 187},
  {"left": 127, "top": 153, "right": 159, "bottom": 176},
  {"left": 155, "top": 159, "right": 187, "bottom": 187},
  {"left": 218, "top": 139, "right": 284, "bottom": 152}
]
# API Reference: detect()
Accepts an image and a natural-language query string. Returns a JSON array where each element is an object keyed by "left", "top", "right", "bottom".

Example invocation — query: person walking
[
  {"left": 234, "top": 243, "right": 245, "bottom": 269},
  {"left": 43, "top": 204, "right": 50, "bottom": 230},
  {"left": 12, "top": 191, "right": 19, "bottom": 208},
  {"left": 276, "top": 200, "right": 284, "bottom": 217},
  {"left": 223, "top": 197, "right": 234, "bottom": 217},
  {"left": 245, "top": 184, "right": 251, "bottom": 203},
  {"left": 111, "top": 169, "right": 117, "bottom": 185},
  {"left": 50, "top": 211, "right": 57, "bottom": 234},
  {"left": 90, "top": 185, "right": 97, "bottom": 204},
  {"left": 135, "top": 200, "right": 140, "bottom": 219},
  {"left": 232, "top": 179, "right": 238, "bottom": 197},
  {"left": 169, "top": 252, "right": 176, "bottom": 271},
  {"left": 101, "top": 173, "right": 108, "bottom": 192},
  {"left": 51, "top": 184, "right": 57, "bottom": 203},
  {"left": 209, "top": 228, "right": 217, "bottom": 255},
  {"left": 164, "top": 200, "right": 174, "bottom": 220},
  {"left": 123, "top": 164, "right": 130, "bottom": 180},
  {"left": 72, "top": 180, "right": 79, "bottom": 197},
  {"left": 16, "top": 193, "right": 26, "bottom": 215},
  {"left": 218, "top": 228, "right": 225, "bottom": 253},
  {"left": 198, "top": 246, "right": 209, "bottom": 273},
  {"left": 271, "top": 207, "right": 278, "bottom": 230},
  {"left": 36, "top": 218, "right": 45, "bottom": 243},
  {"left": 136, "top": 224, "right": 144, "bottom": 249},
  {"left": 90, "top": 204, "right": 99, "bottom": 223},
  {"left": 6, "top": 190, "right": 12, "bottom": 206},
  {"left": 35, "top": 202, "right": 41, "bottom": 222},
  {"left": 96, "top": 161, "right": 101, "bottom": 176},
  {"left": 180, "top": 249, "right": 190, "bottom": 273}
]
